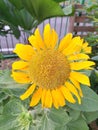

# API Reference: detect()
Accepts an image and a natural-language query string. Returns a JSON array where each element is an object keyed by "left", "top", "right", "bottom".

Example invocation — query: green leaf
[
  {"left": 39, "top": 114, "right": 56, "bottom": 130},
  {"left": 0, "top": 0, "right": 36, "bottom": 38},
  {"left": 90, "top": 70, "right": 98, "bottom": 91},
  {"left": 29, "top": 125, "right": 38, "bottom": 130},
  {"left": 9, "top": 24, "right": 20, "bottom": 39},
  {"left": 3, "top": 99, "right": 25, "bottom": 115},
  {"left": 47, "top": 108, "right": 72, "bottom": 126},
  {"left": 67, "top": 117, "right": 89, "bottom": 130},
  {"left": 13, "top": 8, "right": 37, "bottom": 30},
  {"left": 83, "top": 111, "right": 98, "bottom": 123},
  {"left": 0, "top": 91, "right": 8, "bottom": 103},
  {"left": 0, "top": 115, "right": 18, "bottom": 130},
  {"left": 0, "top": 98, "right": 32, "bottom": 130},
  {"left": 53, "top": 0, "right": 66, "bottom": 2},
  {"left": 67, "top": 85, "right": 98, "bottom": 112},
  {"left": 0, "top": 69, "right": 29, "bottom": 88},
  {"left": 22, "top": 0, "right": 64, "bottom": 22},
  {"left": 38, "top": 108, "right": 72, "bottom": 130},
  {"left": 80, "top": 70, "right": 92, "bottom": 77},
  {"left": 0, "top": 69, "right": 30, "bottom": 98},
  {"left": 9, "top": 0, "right": 23, "bottom": 10},
  {"left": 55, "top": 125, "right": 68, "bottom": 130},
  {"left": 91, "top": 55, "right": 98, "bottom": 61},
  {"left": 0, "top": 69, "right": 16, "bottom": 85},
  {"left": 0, "top": 103, "right": 3, "bottom": 114},
  {"left": 63, "top": 5, "right": 74, "bottom": 15},
  {"left": 68, "top": 108, "right": 80, "bottom": 121}
]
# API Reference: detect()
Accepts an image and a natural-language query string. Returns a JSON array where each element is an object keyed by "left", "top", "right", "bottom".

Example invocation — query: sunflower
[{"left": 11, "top": 24, "right": 95, "bottom": 109}]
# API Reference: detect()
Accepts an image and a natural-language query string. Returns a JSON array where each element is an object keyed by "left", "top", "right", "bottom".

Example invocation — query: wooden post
[{"left": 67, "top": 16, "right": 75, "bottom": 33}]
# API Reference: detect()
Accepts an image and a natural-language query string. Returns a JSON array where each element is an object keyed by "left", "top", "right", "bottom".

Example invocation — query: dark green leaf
[
  {"left": 67, "top": 85, "right": 98, "bottom": 112},
  {"left": 0, "top": 0, "right": 36, "bottom": 38},
  {"left": 13, "top": 8, "right": 36, "bottom": 30},
  {"left": 9, "top": 0, "right": 23, "bottom": 10},
  {"left": 0, "top": 91, "right": 8, "bottom": 103},
  {"left": 0, "top": 104, "right": 3, "bottom": 114},
  {"left": 9, "top": 25, "right": 20, "bottom": 38},
  {"left": 22, "top": 0, "right": 64, "bottom": 22},
  {"left": 53, "top": 0, "right": 67, "bottom": 2}
]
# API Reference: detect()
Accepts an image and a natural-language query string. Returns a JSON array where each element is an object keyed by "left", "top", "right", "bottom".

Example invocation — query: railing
[{"left": 0, "top": 16, "right": 70, "bottom": 56}]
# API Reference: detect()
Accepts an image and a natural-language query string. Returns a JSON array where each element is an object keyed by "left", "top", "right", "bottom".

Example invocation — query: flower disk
[
  {"left": 12, "top": 24, "right": 95, "bottom": 109},
  {"left": 29, "top": 49, "right": 70, "bottom": 89}
]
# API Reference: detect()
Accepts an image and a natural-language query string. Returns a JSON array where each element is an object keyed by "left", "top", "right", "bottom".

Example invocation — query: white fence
[{"left": 0, "top": 17, "right": 70, "bottom": 54}]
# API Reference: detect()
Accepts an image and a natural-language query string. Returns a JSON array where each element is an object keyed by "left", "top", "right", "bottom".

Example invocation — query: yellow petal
[
  {"left": 69, "top": 77, "right": 83, "bottom": 97},
  {"left": 43, "top": 24, "right": 51, "bottom": 48},
  {"left": 30, "top": 88, "right": 42, "bottom": 107},
  {"left": 28, "top": 35, "right": 40, "bottom": 50},
  {"left": 70, "top": 72, "right": 90, "bottom": 86},
  {"left": 65, "top": 82, "right": 81, "bottom": 104},
  {"left": 11, "top": 71, "right": 30, "bottom": 83},
  {"left": 49, "top": 29, "right": 58, "bottom": 48},
  {"left": 20, "top": 84, "right": 36, "bottom": 100},
  {"left": 41, "top": 89, "right": 46, "bottom": 107},
  {"left": 60, "top": 86, "right": 76, "bottom": 103},
  {"left": 44, "top": 89, "right": 52, "bottom": 108},
  {"left": 74, "top": 39, "right": 84, "bottom": 52},
  {"left": 83, "top": 47, "right": 91, "bottom": 54},
  {"left": 59, "top": 33, "right": 72, "bottom": 51},
  {"left": 12, "top": 60, "right": 28, "bottom": 70},
  {"left": 56, "top": 88, "right": 65, "bottom": 107},
  {"left": 68, "top": 53, "right": 90, "bottom": 61},
  {"left": 28, "top": 28, "right": 45, "bottom": 50},
  {"left": 43, "top": 24, "right": 57, "bottom": 48},
  {"left": 13, "top": 44, "right": 35, "bottom": 61},
  {"left": 51, "top": 89, "right": 59, "bottom": 109},
  {"left": 70, "top": 61, "right": 95, "bottom": 70},
  {"left": 35, "top": 28, "right": 45, "bottom": 48},
  {"left": 51, "top": 88, "right": 65, "bottom": 108},
  {"left": 82, "top": 42, "right": 91, "bottom": 53},
  {"left": 63, "top": 37, "right": 82, "bottom": 56},
  {"left": 82, "top": 42, "right": 88, "bottom": 48}
]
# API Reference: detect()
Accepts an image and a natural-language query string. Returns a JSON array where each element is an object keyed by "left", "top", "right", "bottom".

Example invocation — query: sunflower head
[
  {"left": 29, "top": 49, "right": 70, "bottom": 90},
  {"left": 11, "top": 24, "right": 95, "bottom": 109}
]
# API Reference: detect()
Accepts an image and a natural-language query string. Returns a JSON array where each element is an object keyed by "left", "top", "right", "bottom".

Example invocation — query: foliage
[
  {"left": 76, "top": 0, "right": 98, "bottom": 96},
  {"left": 1, "top": 0, "right": 98, "bottom": 129},
  {"left": 0, "top": 0, "right": 73, "bottom": 38},
  {"left": 0, "top": 69, "right": 98, "bottom": 130}
]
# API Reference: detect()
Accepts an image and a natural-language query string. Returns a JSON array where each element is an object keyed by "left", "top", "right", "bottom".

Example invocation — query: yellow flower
[{"left": 11, "top": 24, "right": 95, "bottom": 109}]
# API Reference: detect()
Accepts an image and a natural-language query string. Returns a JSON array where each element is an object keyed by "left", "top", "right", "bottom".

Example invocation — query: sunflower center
[{"left": 28, "top": 49, "right": 70, "bottom": 89}]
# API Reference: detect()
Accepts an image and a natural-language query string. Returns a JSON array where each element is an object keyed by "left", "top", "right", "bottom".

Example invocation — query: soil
[
  {"left": 0, "top": 58, "right": 98, "bottom": 130},
  {"left": 0, "top": 58, "right": 17, "bottom": 70}
]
